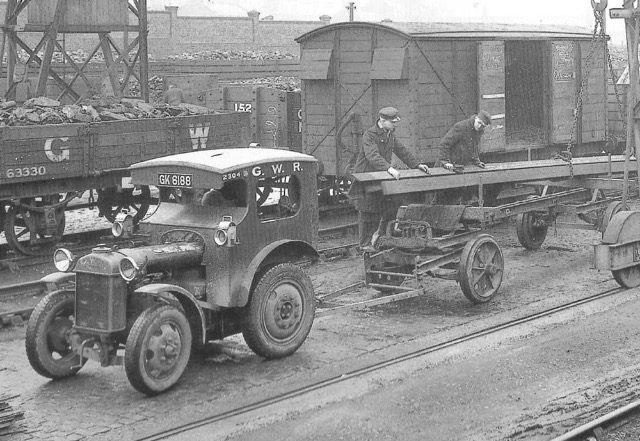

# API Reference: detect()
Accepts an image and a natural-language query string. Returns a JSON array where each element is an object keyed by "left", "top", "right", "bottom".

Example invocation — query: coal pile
[
  {"left": 225, "top": 76, "right": 301, "bottom": 92},
  {"left": 4, "top": 49, "right": 109, "bottom": 65},
  {"left": 165, "top": 50, "right": 297, "bottom": 61},
  {"left": 0, "top": 392, "right": 24, "bottom": 437},
  {"left": 0, "top": 96, "right": 217, "bottom": 127}
]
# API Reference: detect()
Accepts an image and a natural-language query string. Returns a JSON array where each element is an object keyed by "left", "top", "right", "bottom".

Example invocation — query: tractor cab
[
  {"left": 27, "top": 147, "right": 319, "bottom": 396},
  {"left": 126, "top": 147, "right": 319, "bottom": 308}
]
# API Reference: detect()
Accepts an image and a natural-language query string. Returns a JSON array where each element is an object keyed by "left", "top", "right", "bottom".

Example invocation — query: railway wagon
[
  {"left": 295, "top": 22, "right": 613, "bottom": 179},
  {"left": 159, "top": 75, "right": 303, "bottom": 152},
  {"left": 0, "top": 111, "right": 250, "bottom": 255}
]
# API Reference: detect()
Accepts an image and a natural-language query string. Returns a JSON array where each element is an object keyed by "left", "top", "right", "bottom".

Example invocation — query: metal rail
[
  {"left": 135, "top": 286, "right": 627, "bottom": 441},
  {"left": 551, "top": 400, "right": 640, "bottom": 441}
]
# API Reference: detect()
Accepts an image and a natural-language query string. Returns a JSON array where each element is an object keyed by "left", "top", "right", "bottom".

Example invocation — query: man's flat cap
[
  {"left": 379, "top": 107, "right": 401, "bottom": 122},
  {"left": 477, "top": 110, "right": 492, "bottom": 126}
]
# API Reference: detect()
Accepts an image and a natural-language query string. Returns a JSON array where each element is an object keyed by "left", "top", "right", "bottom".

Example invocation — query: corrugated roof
[{"left": 297, "top": 21, "right": 596, "bottom": 42}]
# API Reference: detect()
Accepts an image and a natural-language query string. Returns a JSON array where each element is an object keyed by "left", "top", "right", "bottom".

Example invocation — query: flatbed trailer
[
  {"left": 0, "top": 111, "right": 250, "bottom": 255},
  {"left": 319, "top": 155, "right": 640, "bottom": 316}
]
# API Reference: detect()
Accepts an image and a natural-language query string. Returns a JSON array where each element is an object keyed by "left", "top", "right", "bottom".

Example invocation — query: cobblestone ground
[{"left": 0, "top": 212, "right": 630, "bottom": 440}]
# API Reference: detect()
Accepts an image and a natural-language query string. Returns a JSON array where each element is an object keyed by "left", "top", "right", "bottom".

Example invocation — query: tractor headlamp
[
  {"left": 119, "top": 257, "right": 140, "bottom": 282},
  {"left": 112, "top": 210, "right": 134, "bottom": 239},
  {"left": 214, "top": 216, "right": 237, "bottom": 247},
  {"left": 53, "top": 248, "right": 76, "bottom": 272}
]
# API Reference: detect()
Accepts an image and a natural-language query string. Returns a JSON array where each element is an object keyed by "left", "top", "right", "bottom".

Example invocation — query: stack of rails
[{"left": 0, "top": 391, "right": 24, "bottom": 437}]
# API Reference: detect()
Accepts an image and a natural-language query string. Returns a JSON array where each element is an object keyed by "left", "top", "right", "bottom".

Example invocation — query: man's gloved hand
[
  {"left": 417, "top": 163, "right": 430, "bottom": 174},
  {"left": 443, "top": 163, "right": 454, "bottom": 171},
  {"left": 472, "top": 159, "right": 486, "bottom": 168},
  {"left": 387, "top": 166, "right": 400, "bottom": 180}
]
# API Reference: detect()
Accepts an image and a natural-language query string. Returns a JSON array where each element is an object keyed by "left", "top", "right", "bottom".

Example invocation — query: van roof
[{"left": 296, "top": 21, "right": 595, "bottom": 42}]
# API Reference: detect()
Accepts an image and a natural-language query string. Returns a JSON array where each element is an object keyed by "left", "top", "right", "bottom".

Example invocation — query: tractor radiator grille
[{"left": 74, "top": 272, "right": 127, "bottom": 334}]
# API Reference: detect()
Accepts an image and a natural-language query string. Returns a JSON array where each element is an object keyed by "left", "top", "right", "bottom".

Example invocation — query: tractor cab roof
[
  {"left": 129, "top": 147, "right": 317, "bottom": 189},
  {"left": 130, "top": 148, "right": 316, "bottom": 175}
]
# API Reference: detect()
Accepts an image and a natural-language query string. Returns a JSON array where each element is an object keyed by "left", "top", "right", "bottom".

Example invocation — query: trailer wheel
[
  {"left": 4, "top": 204, "right": 65, "bottom": 256},
  {"left": 516, "top": 212, "right": 548, "bottom": 250},
  {"left": 600, "top": 201, "right": 627, "bottom": 235},
  {"left": 125, "top": 304, "right": 192, "bottom": 395},
  {"left": 612, "top": 266, "right": 640, "bottom": 288},
  {"left": 603, "top": 210, "right": 640, "bottom": 289},
  {"left": 459, "top": 234, "right": 503, "bottom": 304},
  {"left": 25, "top": 289, "right": 86, "bottom": 379},
  {"left": 97, "top": 185, "right": 151, "bottom": 224},
  {"left": 243, "top": 263, "right": 315, "bottom": 359}
]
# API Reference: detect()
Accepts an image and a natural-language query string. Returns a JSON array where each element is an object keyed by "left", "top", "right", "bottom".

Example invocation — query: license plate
[{"left": 157, "top": 173, "right": 193, "bottom": 187}]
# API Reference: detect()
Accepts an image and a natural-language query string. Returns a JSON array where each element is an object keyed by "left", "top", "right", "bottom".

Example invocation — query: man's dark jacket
[
  {"left": 437, "top": 115, "right": 484, "bottom": 166},
  {"left": 351, "top": 122, "right": 420, "bottom": 212},
  {"left": 354, "top": 123, "right": 420, "bottom": 173}
]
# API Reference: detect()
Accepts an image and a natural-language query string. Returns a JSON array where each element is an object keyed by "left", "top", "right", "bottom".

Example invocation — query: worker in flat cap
[
  {"left": 437, "top": 110, "right": 491, "bottom": 171},
  {"left": 435, "top": 110, "right": 492, "bottom": 204},
  {"left": 351, "top": 106, "right": 430, "bottom": 252}
]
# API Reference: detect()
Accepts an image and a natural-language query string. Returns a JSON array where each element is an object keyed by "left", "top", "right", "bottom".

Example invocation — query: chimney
[
  {"left": 165, "top": 5, "right": 179, "bottom": 38},
  {"left": 320, "top": 15, "right": 331, "bottom": 25}
]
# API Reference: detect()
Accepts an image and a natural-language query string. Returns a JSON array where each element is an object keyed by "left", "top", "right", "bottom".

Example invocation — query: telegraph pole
[{"left": 346, "top": 2, "right": 356, "bottom": 21}]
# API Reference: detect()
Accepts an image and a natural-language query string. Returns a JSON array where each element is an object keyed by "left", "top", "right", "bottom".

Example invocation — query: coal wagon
[{"left": 0, "top": 110, "right": 250, "bottom": 255}]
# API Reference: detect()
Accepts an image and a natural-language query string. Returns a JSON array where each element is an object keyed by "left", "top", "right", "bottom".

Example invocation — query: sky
[{"left": 150, "top": 0, "right": 629, "bottom": 47}]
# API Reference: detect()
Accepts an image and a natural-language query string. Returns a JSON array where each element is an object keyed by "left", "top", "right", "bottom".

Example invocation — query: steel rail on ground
[
  {"left": 551, "top": 401, "right": 640, "bottom": 441},
  {"left": 135, "top": 286, "right": 628, "bottom": 441}
]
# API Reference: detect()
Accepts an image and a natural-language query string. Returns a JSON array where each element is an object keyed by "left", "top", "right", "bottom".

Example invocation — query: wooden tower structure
[{"left": 0, "top": 0, "right": 149, "bottom": 103}]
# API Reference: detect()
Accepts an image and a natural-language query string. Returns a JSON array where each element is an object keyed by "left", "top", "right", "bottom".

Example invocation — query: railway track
[{"left": 132, "top": 285, "right": 628, "bottom": 441}]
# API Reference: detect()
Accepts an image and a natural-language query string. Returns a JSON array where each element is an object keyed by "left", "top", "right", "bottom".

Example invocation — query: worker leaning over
[
  {"left": 435, "top": 110, "right": 491, "bottom": 204},
  {"left": 352, "top": 106, "right": 430, "bottom": 252},
  {"left": 436, "top": 109, "right": 491, "bottom": 171}
]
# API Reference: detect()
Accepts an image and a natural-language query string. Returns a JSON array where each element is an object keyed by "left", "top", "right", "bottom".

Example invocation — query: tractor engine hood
[{"left": 74, "top": 242, "right": 205, "bottom": 279}]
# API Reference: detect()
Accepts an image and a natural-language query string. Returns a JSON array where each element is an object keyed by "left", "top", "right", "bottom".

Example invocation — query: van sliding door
[
  {"left": 477, "top": 41, "right": 506, "bottom": 152},
  {"left": 550, "top": 41, "right": 578, "bottom": 144}
]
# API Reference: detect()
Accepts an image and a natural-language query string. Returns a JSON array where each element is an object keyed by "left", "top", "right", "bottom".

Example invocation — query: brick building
[{"left": 0, "top": 1, "right": 331, "bottom": 59}]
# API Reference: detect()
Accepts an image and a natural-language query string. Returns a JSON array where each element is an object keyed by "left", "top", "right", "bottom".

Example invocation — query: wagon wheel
[
  {"left": 459, "top": 234, "right": 503, "bottom": 304},
  {"left": 4, "top": 203, "right": 66, "bottom": 256},
  {"left": 516, "top": 212, "right": 548, "bottom": 250},
  {"left": 97, "top": 186, "right": 151, "bottom": 224}
]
